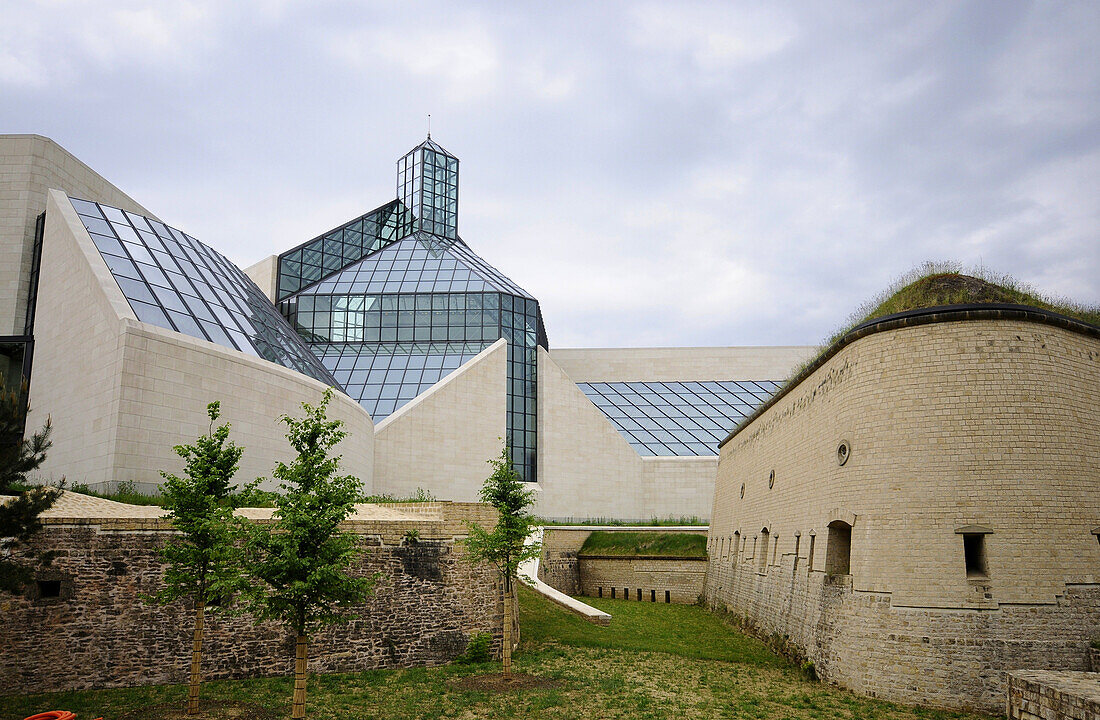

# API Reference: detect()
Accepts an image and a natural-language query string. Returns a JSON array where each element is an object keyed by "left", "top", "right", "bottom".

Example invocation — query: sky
[{"left": 2, "top": 0, "right": 1097, "bottom": 348}]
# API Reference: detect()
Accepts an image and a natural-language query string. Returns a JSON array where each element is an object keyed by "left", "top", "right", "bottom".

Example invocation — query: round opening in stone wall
[
  {"left": 740, "top": 482, "right": 746, "bottom": 499},
  {"left": 768, "top": 470, "right": 775, "bottom": 489},
  {"left": 837, "top": 440, "right": 851, "bottom": 466}
]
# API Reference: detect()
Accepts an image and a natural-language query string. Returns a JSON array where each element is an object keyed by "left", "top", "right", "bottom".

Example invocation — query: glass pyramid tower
[{"left": 276, "top": 138, "right": 547, "bottom": 481}]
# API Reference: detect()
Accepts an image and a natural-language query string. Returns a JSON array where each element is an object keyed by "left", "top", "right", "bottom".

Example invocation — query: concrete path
[{"left": 518, "top": 527, "right": 611, "bottom": 626}]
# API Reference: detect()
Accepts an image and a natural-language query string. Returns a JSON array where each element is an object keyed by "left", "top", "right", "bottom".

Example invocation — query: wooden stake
[
  {"left": 502, "top": 577, "right": 512, "bottom": 678},
  {"left": 187, "top": 601, "right": 204, "bottom": 715},
  {"left": 292, "top": 635, "right": 309, "bottom": 719}
]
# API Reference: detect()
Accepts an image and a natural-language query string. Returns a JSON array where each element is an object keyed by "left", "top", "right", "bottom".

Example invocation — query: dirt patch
[
  {"left": 454, "top": 673, "right": 561, "bottom": 693},
  {"left": 117, "top": 699, "right": 277, "bottom": 720}
]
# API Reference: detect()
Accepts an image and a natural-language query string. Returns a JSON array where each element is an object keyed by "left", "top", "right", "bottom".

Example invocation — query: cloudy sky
[{"left": 2, "top": 1, "right": 1097, "bottom": 347}]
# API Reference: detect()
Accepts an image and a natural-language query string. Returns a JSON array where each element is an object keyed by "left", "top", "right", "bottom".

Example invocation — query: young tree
[
  {"left": 464, "top": 444, "right": 541, "bottom": 678},
  {"left": 0, "top": 375, "right": 59, "bottom": 594},
  {"left": 152, "top": 401, "right": 245, "bottom": 716},
  {"left": 246, "top": 389, "right": 373, "bottom": 720}
]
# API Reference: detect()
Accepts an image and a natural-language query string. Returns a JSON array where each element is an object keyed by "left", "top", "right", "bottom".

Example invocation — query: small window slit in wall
[
  {"left": 665, "top": 590, "right": 670, "bottom": 603},
  {"left": 598, "top": 586, "right": 603, "bottom": 598},
  {"left": 624, "top": 587, "right": 628, "bottom": 600},
  {"left": 611, "top": 587, "right": 615, "bottom": 599},
  {"left": 637, "top": 588, "right": 642, "bottom": 601},
  {"left": 37, "top": 580, "right": 61, "bottom": 598},
  {"left": 651, "top": 589, "right": 656, "bottom": 602},
  {"left": 807, "top": 532, "right": 816, "bottom": 572},
  {"left": 955, "top": 525, "right": 992, "bottom": 579}
]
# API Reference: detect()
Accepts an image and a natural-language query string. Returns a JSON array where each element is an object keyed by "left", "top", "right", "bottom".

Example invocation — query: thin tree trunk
[
  {"left": 502, "top": 577, "right": 512, "bottom": 678},
  {"left": 292, "top": 634, "right": 309, "bottom": 719},
  {"left": 187, "top": 600, "right": 204, "bottom": 715}
]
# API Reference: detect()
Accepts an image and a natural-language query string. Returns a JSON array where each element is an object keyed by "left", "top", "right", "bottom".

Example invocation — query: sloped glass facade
[
  {"left": 577, "top": 380, "right": 781, "bottom": 456},
  {"left": 277, "top": 139, "right": 546, "bottom": 481},
  {"left": 70, "top": 197, "right": 338, "bottom": 386}
]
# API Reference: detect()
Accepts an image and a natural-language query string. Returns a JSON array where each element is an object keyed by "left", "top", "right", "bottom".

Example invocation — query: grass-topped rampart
[{"left": 577, "top": 531, "right": 707, "bottom": 558}]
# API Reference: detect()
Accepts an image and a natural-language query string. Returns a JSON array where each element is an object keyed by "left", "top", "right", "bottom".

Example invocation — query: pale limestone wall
[
  {"left": 536, "top": 347, "right": 646, "bottom": 520},
  {"left": 578, "top": 557, "right": 707, "bottom": 604},
  {"left": 372, "top": 340, "right": 507, "bottom": 502},
  {"left": 0, "top": 135, "right": 153, "bottom": 336},
  {"left": 27, "top": 190, "right": 374, "bottom": 493},
  {"left": 549, "top": 345, "right": 814, "bottom": 382},
  {"left": 640, "top": 457, "right": 717, "bottom": 520},
  {"left": 112, "top": 322, "right": 374, "bottom": 494},
  {"left": 706, "top": 316, "right": 1100, "bottom": 711},
  {"left": 244, "top": 254, "right": 278, "bottom": 303}
]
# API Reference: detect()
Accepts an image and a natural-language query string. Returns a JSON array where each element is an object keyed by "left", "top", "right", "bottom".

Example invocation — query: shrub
[{"left": 455, "top": 632, "right": 493, "bottom": 664}]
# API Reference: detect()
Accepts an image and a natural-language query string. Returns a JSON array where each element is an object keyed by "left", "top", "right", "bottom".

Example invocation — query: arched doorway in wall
[{"left": 825, "top": 520, "right": 852, "bottom": 576}]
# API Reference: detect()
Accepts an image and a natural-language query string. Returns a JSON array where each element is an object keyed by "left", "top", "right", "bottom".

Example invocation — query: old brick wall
[
  {"left": 1007, "top": 671, "right": 1100, "bottom": 720},
  {"left": 706, "top": 316, "right": 1100, "bottom": 712},
  {"left": 578, "top": 557, "right": 706, "bottom": 604},
  {"left": 1, "top": 506, "right": 505, "bottom": 695}
]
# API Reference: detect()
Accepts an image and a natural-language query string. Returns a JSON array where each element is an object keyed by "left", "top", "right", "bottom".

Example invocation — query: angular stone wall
[
  {"left": 0, "top": 503, "right": 504, "bottom": 695},
  {"left": 1006, "top": 671, "right": 1100, "bottom": 720}
]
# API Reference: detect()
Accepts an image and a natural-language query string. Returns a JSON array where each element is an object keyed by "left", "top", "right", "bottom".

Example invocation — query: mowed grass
[
  {"left": 576, "top": 530, "right": 708, "bottom": 558},
  {"left": 1, "top": 584, "right": 996, "bottom": 720}
]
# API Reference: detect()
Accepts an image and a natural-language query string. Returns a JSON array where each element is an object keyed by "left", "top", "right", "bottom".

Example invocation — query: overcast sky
[{"left": 2, "top": 1, "right": 1097, "bottom": 347}]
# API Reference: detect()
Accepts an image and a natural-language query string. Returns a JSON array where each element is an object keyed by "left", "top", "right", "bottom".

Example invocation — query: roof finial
[{"left": 427, "top": 114, "right": 431, "bottom": 140}]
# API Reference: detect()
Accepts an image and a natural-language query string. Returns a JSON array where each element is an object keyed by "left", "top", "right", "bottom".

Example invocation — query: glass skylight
[
  {"left": 70, "top": 197, "right": 339, "bottom": 387},
  {"left": 576, "top": 380, "right": 782, "bottom": 456}
]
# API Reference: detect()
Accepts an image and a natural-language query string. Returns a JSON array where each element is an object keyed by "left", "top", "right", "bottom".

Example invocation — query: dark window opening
[
  {"left": 623, "top": 587, "right": 628, "bottom": 600},
  {"left": 963, "top": 534, "right": 988, "bottom": 578},
  {"left": 665, "top": 590, "right": 670, "bottom": 603},
  {"left": 651, "top": 589, "right": 656, "bottom": 602},
  {"left": 598, "top": 586, "right": 602, "bottom": 598},
  {"left": 636, "top": 588, "right": 641, "bottom": 601},
  {"left": 825, "top": 521, "right": 852, "bottom": 576},
  {"left": 611, "top": 587, "right": 615, "bottom": 599},
  {"left": 37, "top": 580, "right": 61, "bottom": 598},
  {"left": 807, "top": 533, "right": 816, "bottom": 572}
]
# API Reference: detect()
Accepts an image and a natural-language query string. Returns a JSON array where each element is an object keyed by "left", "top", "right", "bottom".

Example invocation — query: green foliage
[
  {"left": 577, "top": 531, "right": 707, "bottom": 558},
  {"left": 0, "top": 374, "right": 59, "bottom": 593},
  {"left": 539, "top": 516, "right": 707, "bottom": 527},
  {"left": 463, "top": 445, "right": 541, "bottom": 592},
  {"left": 403, "top": 528, "right": 420, "bottom": 544},
  {"left": 786, "top": 263, "right": 1100, "bottom": 386},
  {"left": 152, "top": 401, "right": 246, "bottom": 610},
  {"left": 361, "top": 487, "right": 436, "bottom": 503},
  {"left": 454, "top": 632, "right": 492, "bottom": 664},
  {"left": 68, "top": 479, "right": 277, "bottom": 508},
  {"left": 1091, "top": 638, "right": 1100, "bottom": 650},
  {"left": 246, "top": 389, "right": 373, "bottom": 635}
]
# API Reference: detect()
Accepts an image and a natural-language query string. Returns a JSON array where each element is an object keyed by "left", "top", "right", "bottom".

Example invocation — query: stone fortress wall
[
  {"left": 705, "top": 310, "right": 1100, "bottom": 712},
  {"left": 539, "top": 526, "right": 709, "bottom": 605},
  {"left": 0, "top": 497, "right": 507, "bottom": 695}
]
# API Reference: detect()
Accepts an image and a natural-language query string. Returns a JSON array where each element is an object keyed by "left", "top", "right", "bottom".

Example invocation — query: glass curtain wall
[{"left": 277, "top": 139, "right": 546, "bottom": 481}]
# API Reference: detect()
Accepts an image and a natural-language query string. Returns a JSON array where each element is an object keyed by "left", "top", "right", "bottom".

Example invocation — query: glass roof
[
  {"left": 276, "top": 199, "right": 414, "bottom": 300},
  {"left": 70, "top": 197, "right": 339, "bottom": 387},
  {"left": 576, "top": 380, "right": 782, "bottom": 456},
  {"left": 314, "top": 341, "right": 487, "bottom": 420},
  {"left": 293, "top": 231, "right": 533, "bottom": 299}
]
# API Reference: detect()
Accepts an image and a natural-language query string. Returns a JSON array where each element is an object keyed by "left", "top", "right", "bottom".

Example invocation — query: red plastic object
[{"left": 24, "top": 713, "right": 102, "bottom": 720}]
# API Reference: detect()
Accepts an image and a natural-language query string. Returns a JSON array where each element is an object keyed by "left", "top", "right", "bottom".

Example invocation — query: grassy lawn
[
  {"left": 1, "top": 584, "right": 996, "bottom": 720},
  {"left": 576, "top": 530, "right": 708, "bottom": 558}
]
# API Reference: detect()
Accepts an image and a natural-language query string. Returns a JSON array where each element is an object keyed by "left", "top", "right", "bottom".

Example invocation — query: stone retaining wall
[
  {"left": 579, "top": 556, "right": 706, "bottom": 604},
  {"left": 1006, "top": 671, "right": 1100, "bottom": 720},
  {"left": 0, "top": 504, "right": 505, "bottom": 695}
]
